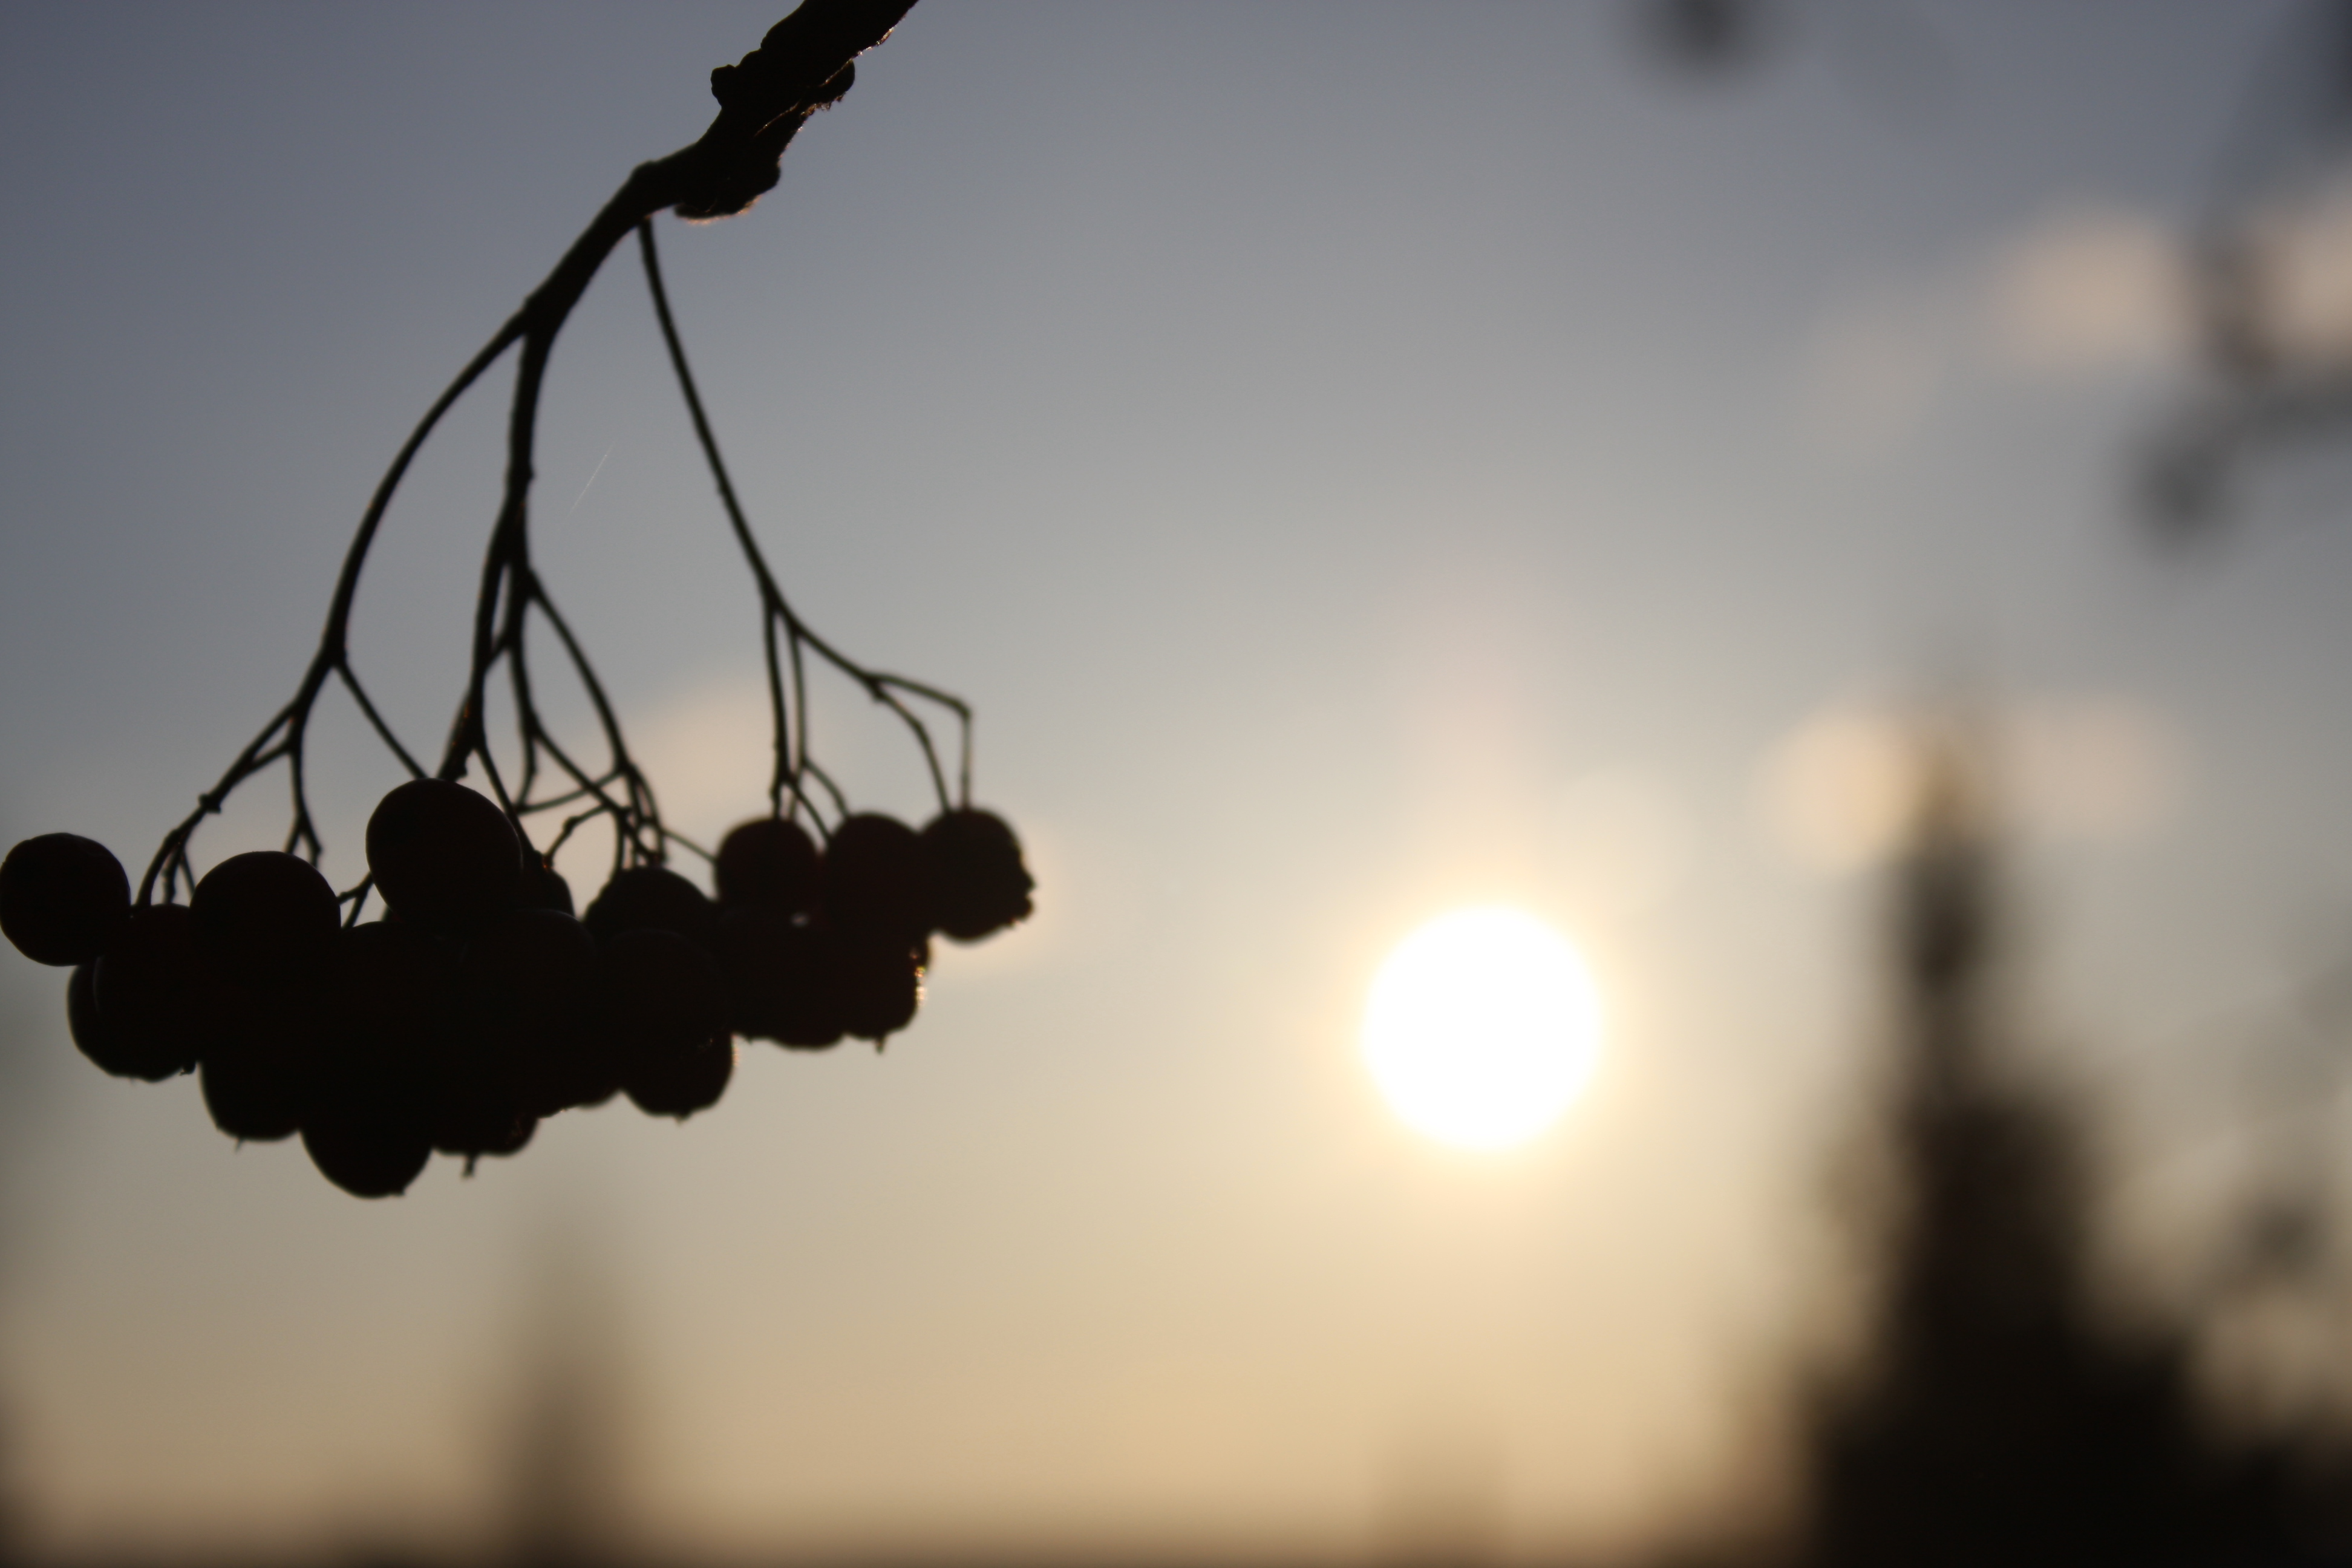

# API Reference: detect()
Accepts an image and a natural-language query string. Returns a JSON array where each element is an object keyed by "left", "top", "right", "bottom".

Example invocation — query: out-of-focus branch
[{"left": 2141, "top": 370, "right": 2352, "bottom": 546}]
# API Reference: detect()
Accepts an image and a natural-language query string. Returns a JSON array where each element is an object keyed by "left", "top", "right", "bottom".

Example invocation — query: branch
[
  {"left": 685, "top": 1, "right": 921, "bottom": 220},
  {"left": 636, "top": 221, "right": 972, "bottom": 827},
  {"left": 142, "top": 0, "right": 921, "bottom": 904},
  {"left": 2140, "top": 367, "right": 2352, "bottom": 545}
]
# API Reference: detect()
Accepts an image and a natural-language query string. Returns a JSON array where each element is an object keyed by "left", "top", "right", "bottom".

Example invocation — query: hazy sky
[{"left": 4, "top": 2, "right": 2350, "bottom": 1562}]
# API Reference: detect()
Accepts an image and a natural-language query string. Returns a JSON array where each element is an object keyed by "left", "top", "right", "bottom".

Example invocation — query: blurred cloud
[
  {"left": 2247, "top": 174, "right": 2352, "bottom": 363},
  {"left": 1797, "top": 203, "right": 2194, "bottom": 454},
  {"left": 2008, "top": 694, "right": 2188, "bottom": 843},
  {"left": 1984, "top": 206, "right": 2192, "bottom": 376},
  {"left": 1759, "top": 705, "right": 1919, "bottom": 872}
]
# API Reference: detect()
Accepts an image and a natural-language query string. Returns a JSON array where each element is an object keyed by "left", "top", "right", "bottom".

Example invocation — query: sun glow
[{"left": 1361, "top": 907, "right": 1602, "bottom": 1151}]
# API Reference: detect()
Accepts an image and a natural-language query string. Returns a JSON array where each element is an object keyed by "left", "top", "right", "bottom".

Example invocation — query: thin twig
[
  {"left": 636, "top": 218, "right": 972, "bottom": 821},
  {"left": 141, "top": 1, "right": 918, "bottom": 903}
]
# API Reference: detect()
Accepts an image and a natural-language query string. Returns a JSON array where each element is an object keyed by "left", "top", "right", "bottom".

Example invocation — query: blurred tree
[{"left": 1793, "top": 725, "right": 2352, "bottom": 1568}]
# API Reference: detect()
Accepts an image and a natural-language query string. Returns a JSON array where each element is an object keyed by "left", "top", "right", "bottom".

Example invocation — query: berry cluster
[{"left": 0, "top": 780, "right": 1031, "bottom": 1199}]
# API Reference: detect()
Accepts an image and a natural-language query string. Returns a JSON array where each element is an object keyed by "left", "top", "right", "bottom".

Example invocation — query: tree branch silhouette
[{"left": 139, "top": 0, "right": 926, "bottom": 915}]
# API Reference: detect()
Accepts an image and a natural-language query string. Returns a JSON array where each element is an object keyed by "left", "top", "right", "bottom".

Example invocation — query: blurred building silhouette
[{"left": 1791, "top": 728, "right": 2352, "bottom": 1568}]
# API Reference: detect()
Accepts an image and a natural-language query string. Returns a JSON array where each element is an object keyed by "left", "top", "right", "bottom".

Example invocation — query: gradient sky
[{"left": 4, "top": 2, "right": 2351, "bottom": 1562}]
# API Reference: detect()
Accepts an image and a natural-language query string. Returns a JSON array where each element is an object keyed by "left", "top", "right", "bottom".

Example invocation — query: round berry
[
  {"left": 201, "top": 1039, "right": 307, "bottom": 1143},
  {"left": 532, "top": 1034, "right": 622, "bottom": 1117},
  {"left": 200, "top": 988, "right": 328, "bottom": 1142},
  {"left": 715, "top": 907, "right": 789, "bottom": 1039},
  {"left": 302, "top": 1079, "right": 431, "bottom": 1198},
  {"left": 521, "top": 861, "right": 575, "bottom": 916},
  {"left": 716, "top": 817, "right": 819, "bottom": 917},
  {"left": 1, "top": 834, "right": 129, "bottom": 966},
  {"left": 91, "top": 903, "right": 221, "bottom": 1080},
  {"left": 460, "top": 908, "right": 595, "bottom": 1023},
  {"left": 820, "top": 814, "right": 926, "bottom": 941},
  {"left": 333, "top": 920, "right": 460, "bottom": 1073},
  {"left": 622, "top": 1032, "right": 734, "bottom": 1121},
  {"left": 918, "top": 809, "right": 1034, "bottom": 942},
  {"left": 65, "top": 962, "right": 150, "bottom": 1082},
  {"left": 583, "top": 864, "right": 717, "bottom": 949},
  {"left": 458, "top": 907, "right": 599, "bottom": 1115},
  {"left": 427, "top": 1057, "right": 537, "bottom": 1167},
  {"left": 716, "top": 911, "right": 843, "bottom": 1050},
  {"left": 193, "top": 851, "right": 340, "bottom": 988},
  {"left": 601, "top": 927, "right": 727, "bottom": 1067},
  {"left": 837, "top": 934, "right": 926, "bottom": 1044},
  {"left": 365, "top": 779, "right": 522, "bottom": 934}
]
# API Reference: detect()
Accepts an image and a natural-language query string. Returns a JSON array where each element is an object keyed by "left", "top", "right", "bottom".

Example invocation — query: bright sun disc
[{"left": 1362, "top": 907, "right": 1602, "bottom": 1150}]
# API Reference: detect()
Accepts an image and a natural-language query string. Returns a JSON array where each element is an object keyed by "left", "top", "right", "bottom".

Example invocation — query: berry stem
[
  {"left": 139, "top": 1, "right": 920, "bottom": 907},
  {"left": 637, "top": 220, "right": 973, "bottom": 822}
]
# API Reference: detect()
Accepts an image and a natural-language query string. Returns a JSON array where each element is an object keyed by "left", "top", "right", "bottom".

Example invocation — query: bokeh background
[{"left": 2, "top": 2, "right": 2350, "bottom": 1563}]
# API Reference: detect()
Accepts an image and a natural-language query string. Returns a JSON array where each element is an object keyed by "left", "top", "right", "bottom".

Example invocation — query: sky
[{"left": 3, "top": 2, "right": 2352, "bottom": 1562}]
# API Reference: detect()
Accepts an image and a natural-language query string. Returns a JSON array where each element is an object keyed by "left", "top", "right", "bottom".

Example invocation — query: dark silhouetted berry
[
  {"left": 302, "top": 1078, "right": 432, "bottom": 1198},
  {"left": 534, "top": 1026, "right": 622, "bottom": 1116},
  {"left": 714, "top": 907, "right": 791, "bottom": 1039},
  {"left": 716, "top": 817, "right": 819, "bottom": 918},
  {"left": 460, "top": 909, "right": 595, "bottom": 1027},
  {"left": 716, "top": 913, "right": 844, "bottom": 1050},
  {"left": 768, "top": 930, "right": 847, "bottom": 1049},
  {"left": 1, "top": 834, "right": 129, "bottom": 966},
  {"left": 838, "top": 934, "right": 925, "bottom": 1043},
  {"left": 603, "top": 927, "right": 727, "bottom": 1061},
  {"left": 821, "top": 814, "right": 925, "bottom": 941},
  {"left": 459, "top": 907, "right": 600, "bottom": 1117},
  {"left": 366, "top": 779, "right": 523, "bottom": 935},
  {"left": 583, "top": 864, "right": 717, "bottom": 949},
  {"left": 428, "top": 1059, "right": 537, "bottom": 1168},
  {"left": 521, "top": 861, "right": 575, "bottom": 916},
  {"left": 335, "top": 920, "right": 460, "bottom": 1071},
  {"left": 67, "top": 962, "right": 148, "bottom": 1080},
  {"left": 91, "top": 904, "right": 222, "bottom": 1080},
  {"left": 918, "top": 808, "right": 1033, "bottom": 942},
  {"left": 200, "top": 987, "right": 329, "bottom": 1142},
  {"left": 193, "top": 851, "right": 339, "bottom": 988},
  {"left": 304, "top": 922, "right": 458, "bottom": 1192},
  {"left": 623, "top": 1031, "right": 734, "bottom": 1120},
  {"left": 201, "top": 1042, "right": 305, "bottom": 1142},
  {"left": 337, "top": 926, "right": 561, "bottom": 1158}
]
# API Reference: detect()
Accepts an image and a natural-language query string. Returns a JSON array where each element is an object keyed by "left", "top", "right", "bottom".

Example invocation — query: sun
[{"left": 1361, "top": 906, "right": 1602, "bottom": 1151}]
